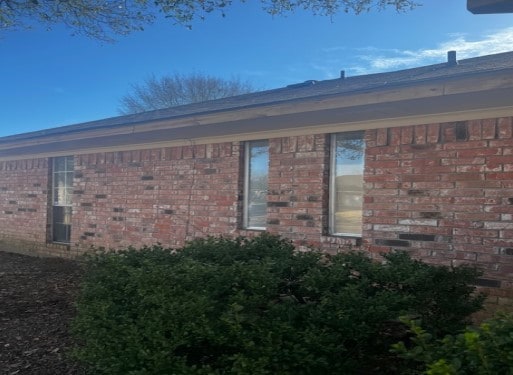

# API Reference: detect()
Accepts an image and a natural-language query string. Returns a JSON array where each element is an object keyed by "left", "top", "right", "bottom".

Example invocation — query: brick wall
[
  {"left": 266, "top": 135, "right": 327, "bottom": 245},
  {"left": 0, "top": 117, "right": 512, "bottom": 309},
  {"left": 69, "top": 135, "right": 359, "bottom": 252},
  {"left": 266, "top": 134, "right": 358, "bottom": 251},
  {"left": 363, "top": 117, "right": 513, "bottom": 311},
  {"left": 0, "top": 158, "right": 48, "bottom": 242},
  {"left": 0, "top": 158, "right": 72, "bottom": 257},
  {"left": 72, "top": 143, "right": 242, "bottom": 250}
]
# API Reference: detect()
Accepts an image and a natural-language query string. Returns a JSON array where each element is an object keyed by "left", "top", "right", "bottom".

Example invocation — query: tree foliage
[
  {"left": 118, "top": 72, "right": 255, "bottom": 114},
  {"left": 1, "top": 0, "right": 418, "bottom": 40},
  {"left": 392, "top": 313, "right": 513, "bottom": 374},
  {"left": 72, "top": 234, "right": 484, "bottom": 374}
]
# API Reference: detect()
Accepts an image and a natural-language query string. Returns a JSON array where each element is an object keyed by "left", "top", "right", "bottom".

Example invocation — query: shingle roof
[{"left": 2, "top": 50, "right": 513, "bottom": 142}]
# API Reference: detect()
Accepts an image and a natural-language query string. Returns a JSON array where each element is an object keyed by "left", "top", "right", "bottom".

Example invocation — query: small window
[
  {"left": 52, "top": 156, "right": 74, "bottom": 243},
  {"left": 330, "top": 132, "right": 365, "bottom": 236},
  {"left": 244, "top": 140, "right": 269, "bottom": 229}
]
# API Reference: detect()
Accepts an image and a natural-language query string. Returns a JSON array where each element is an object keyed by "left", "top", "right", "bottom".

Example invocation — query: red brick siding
[
  {"left": 70, "top": 136, "right": 357, "bottom": 252},
  {"left": 0, "top": 158, "right": 49, "bottom": 244},
  {"left": 0, "top": 159, "right": 59, "bottom": 256},
  {"left": 72, "top": 143, "right": 242, "bottom": 250},
  {"left": 0, "top": 118, "right": 512, "bottom": 309},
  {"left": 266, "top": 134, "right": 359, "bottom": 252},
  {"left": 364, "top": 117, "right": 513, "bottom": 310},
  {"left": 266, "top": 135, "right": 327, "bottom": 246},
  {"left": 0, "top": 158, "right": 73, "bottom": 257}
]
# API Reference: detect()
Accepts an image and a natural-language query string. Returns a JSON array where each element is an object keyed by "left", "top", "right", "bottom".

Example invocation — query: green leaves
[
  {"left": 393, "top": 313, "right": 513, "bottom": 375},
  {"left": 1, "top": 0, "right": 418, "bottom": 40},
  {"left": 72, "top": 234, "right": 483, "bottom": 374}
]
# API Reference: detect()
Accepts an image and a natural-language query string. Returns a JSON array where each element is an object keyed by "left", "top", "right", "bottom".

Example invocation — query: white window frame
[
  {"left": 243, "top": 140, "right": 269, "bottom": 230},
  {"left": 329, "top": 132, "right": 365, "bottom": 237},
  {"left": 52, "top": 156, "right": 74, "bottom": 243}
]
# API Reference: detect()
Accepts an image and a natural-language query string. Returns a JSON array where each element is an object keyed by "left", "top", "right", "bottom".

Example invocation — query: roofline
[
  {"left": 2, "top": 56, "right": 513, "bottom": 160},
  {"left": 2, "top": 58, "right": 513, "bottom": 145}
]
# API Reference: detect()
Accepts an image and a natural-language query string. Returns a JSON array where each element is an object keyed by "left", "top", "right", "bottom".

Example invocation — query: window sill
[
  {"left": 330, "top": 233, "right": 362, "bottom": 238},
  {"left": 244, "top": 227, "right": 267, "bottom": 231},
  {"left": 322, "top": 235, "right": 362, "bottom": 247}
]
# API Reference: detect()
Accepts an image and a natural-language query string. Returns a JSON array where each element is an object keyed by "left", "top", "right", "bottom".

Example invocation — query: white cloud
[
  {"left": 313, "top": 27, "right": 513, "bottom": 78},
  {"left": 349, "top": 27, "right": 513, "bottom": 74}
]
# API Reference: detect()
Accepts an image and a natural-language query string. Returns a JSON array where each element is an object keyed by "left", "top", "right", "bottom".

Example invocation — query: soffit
[{"left": 1, "top": 69, "right": 513, "bottom": 160}]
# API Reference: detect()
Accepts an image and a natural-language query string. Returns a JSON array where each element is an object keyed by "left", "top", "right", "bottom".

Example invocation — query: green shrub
[
  {"left": 72, "top": 234, "right": 484, "bottom": 374},
  {"left": 393, "top": 313, "right": 513, "bottom": 374}
]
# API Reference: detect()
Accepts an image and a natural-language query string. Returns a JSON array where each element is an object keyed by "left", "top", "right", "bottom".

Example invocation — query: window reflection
[
  {"left": 52, "top": 156, "right": 73, "bottom": 243},
  {"left": 331, "top": 132, "right": 365, "bottom": 236},
  {"left": 245, "top": 140, "right": 268, "bottom": 229}
]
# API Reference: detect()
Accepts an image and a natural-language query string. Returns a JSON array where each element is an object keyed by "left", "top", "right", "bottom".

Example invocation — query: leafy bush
[
  {"left": 393, "top": 313, "right": 513, "bottom": 374},
  {"left": 72, "top": 234, "right": 484, "bottom": 374}
]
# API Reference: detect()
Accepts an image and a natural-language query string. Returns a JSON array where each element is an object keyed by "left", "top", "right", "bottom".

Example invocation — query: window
[
  {"left": 330, "top": 132, "right": 365, "bottom": 236},
  {"left": 52, "top": 156, "right": 74, "bottom": 243},
  {"left": 244, "top": 140, "right": 269, "bottom": 229}
]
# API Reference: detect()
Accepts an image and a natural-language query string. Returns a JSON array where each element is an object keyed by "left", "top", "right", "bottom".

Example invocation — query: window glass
[
  {"left": 330, "top": 132, "right": 365, "bottom": 236},
  {"left": 54, "top": 156, "right": 66, "bottom": 171},
  {"left": 54, "top": 187, "right": 73, "bottom": 206},
  {"left": 245, "top": 140, "right": 269, "bottom": 229},
  {"left": 52, "top": 156, "right": 73, "bottom": 243},
  {"left": 52, "top": 206, "right": 72, "bottom": 243},
  {"left": 53, "top": 173, "right": 68, "bottom": 204},
  {"left": 66, "top": 157, "right": 74, "bottom": 171}
]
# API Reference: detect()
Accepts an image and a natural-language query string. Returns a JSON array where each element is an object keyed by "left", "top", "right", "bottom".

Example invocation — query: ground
[{"left": 0, "top": 251, "right": 84, "bottom": 374}]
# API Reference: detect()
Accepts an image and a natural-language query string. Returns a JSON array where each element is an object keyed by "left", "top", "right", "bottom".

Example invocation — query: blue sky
[{"left": 1, "top": 0, "right": 512, "bottom": 138}]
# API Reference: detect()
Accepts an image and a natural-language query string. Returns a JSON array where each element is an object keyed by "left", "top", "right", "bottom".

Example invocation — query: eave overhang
[
  {"left": 467, "top": 0, "right": 513, "bottom": 14},
  {"left": 1, "top": 67, "right": 513, "bottom": 161}
]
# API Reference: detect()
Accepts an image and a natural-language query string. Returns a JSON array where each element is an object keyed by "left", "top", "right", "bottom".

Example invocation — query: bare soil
[{"left": 0, "top": 251, "right": 85, "bottom": 374}]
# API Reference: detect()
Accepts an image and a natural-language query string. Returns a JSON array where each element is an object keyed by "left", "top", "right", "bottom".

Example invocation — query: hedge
[
  {"left": 393, "top": 312, "right": 513, "bottom": 374},
  {"left": 72, "top": 234, "right": 484, "bottom": 374}
]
